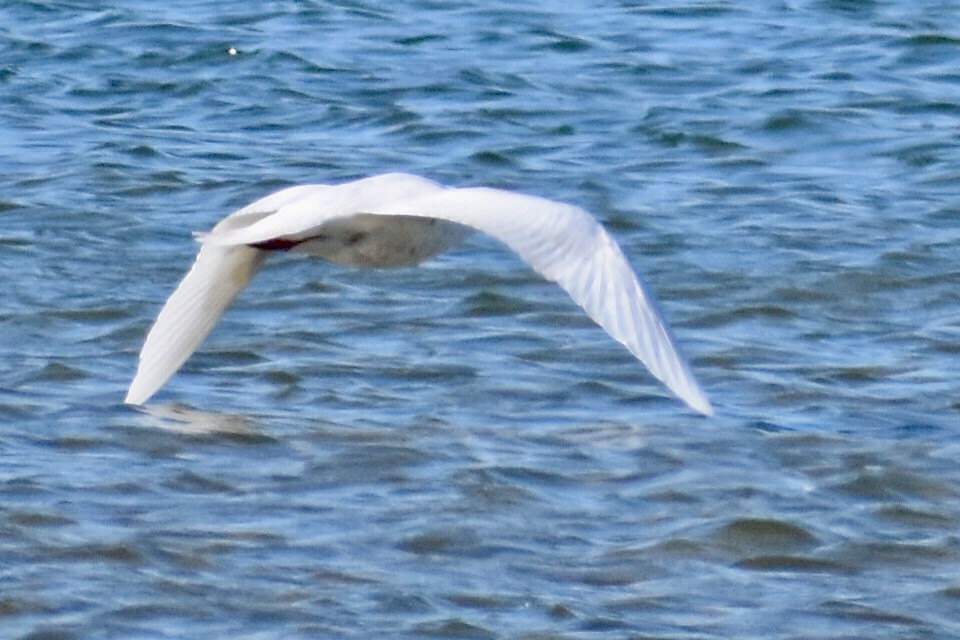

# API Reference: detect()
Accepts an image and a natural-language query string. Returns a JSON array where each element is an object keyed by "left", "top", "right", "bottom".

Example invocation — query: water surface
[{"left": 2, "top": 1, "right": 960, "bottom": 638}]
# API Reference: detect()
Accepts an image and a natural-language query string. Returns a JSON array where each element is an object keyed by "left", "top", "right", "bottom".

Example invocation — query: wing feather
[
  {"left": 206, "top": 183, "right": 712, "bottom": 414},
  {"left": 373, "top": 188, "right": 714, "bottom": 415},
  {"left": 129, "top": 174, "right": 711, "bottom": 414},
  {"left": 125, "top": 243, "right": 266, "bottom": 405}
]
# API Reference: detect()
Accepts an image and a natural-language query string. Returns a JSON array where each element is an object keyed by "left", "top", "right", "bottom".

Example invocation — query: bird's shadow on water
[{"left": 126, "top": 402, "right": 265, "bottom": 437}]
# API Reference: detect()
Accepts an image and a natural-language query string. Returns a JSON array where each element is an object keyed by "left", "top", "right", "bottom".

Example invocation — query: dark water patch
[
  {"left": 446, "top": 591, "right": 522, "bottom": 611},
  {"left": 811, "top": 364, "right": 890, "bottom": 385},
  {"left": 898, "top": 33, "right": 960, "bottom": 67},
  {"left": 306, "top": 443, "right": 431, "bottom": 487},
  {"left": 632, "top": 4, "right": 736, "bottom": 18},
  {"left": 262, "top": 49, "right": 353, "bottom": 75},
  {"left": 310, "top": 567, "right": 380, "bottom": 588},
  {"left": 463, "top": 290, "right": 538, "bottom": 316},
  {"left": 835, "top": 466, "right": 956, "bottom": 501},
  {"left": 453, "top": 467, "right": 537, "bottom": 508},
  {"left": 762, "top": 109, "right": 822, "bottom": 132},
  {"left": 713, "top": 517, "right": 819, "bottom": 556},
  {"left": 8, "top": 511, "right": 75, "bottom": 528},
  {"left": 0, "top": 200, "right": 25, "bottom": 213},
  {"left": 397, "top": 527, "right": 508, "bottom": 559},
  {"left": 579, "top": 615, "right": 631, "bottom": 632},
  {"left": 641, "top": 128, "right": 746, "bottom": 155},
  {"left": 689, "top": 303, "right": 798, "bottom": 330},
  {"left": 407, "top": 127, "right": 486, "bottom": 146},
  {"left": 376, "top": 592, "right": 433, "bottom": 615},
  {"left": 44, "top": 435, "right": 102, "bottom": 452},
  {"left": 459, "top": 68, "right": 532, "bottom": 95},
  {"left": 879, "top": 141, "right": 953, "bottom": 168},
  {"left": 524, "top": 560, "right": 649, "bottom": 591},
  {"left": 0, "top": 595, "right": 49, "bottom": 618},
  {"left": 821, "top": 599, "right": 927, "bottom": 627},
  {"left": 939, "top": 585, "right": 960, "bottom": 599},
  {"left": 736, "top": 554, "right": 849, "bottom": 573},
  {"left": 26, "top": 362, "right": 87, "bottom": 384},
  {"left": 892, "top": 100, "right": 960, "bottom": 116},
  {"left": 833, "top": 539, "right": 959, "bottom": 570},
  {"left": 163, "top": 471, "right": 240, "bottom": 495},
  {"left": 410, "top": 617, "right": 496, "bottom": 640},
  {"left": 816, "top": 0, "right": 879, "bottom": 17},
  {"left": 874, "top": 504, "right": 956, "bottom": 529},
  {"left": 470, "top": 150, "right": 517, "bottom": 167},
  {"left": 529, "top": 28, "right": 594, "bottom": 53},
  {"left": 44, "top": 542, "right": 143, "bottom": 565},
  {"left": 394, "top": 33, "right": 448, "bottom": 47}
]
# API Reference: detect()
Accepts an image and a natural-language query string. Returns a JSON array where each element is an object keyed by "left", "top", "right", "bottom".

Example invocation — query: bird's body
[
  {"left": 126, "top": 173, "right": 712, "bottom": 415},
  {"left": 257, "top": 214, "right": 471, "bottom": 267}
]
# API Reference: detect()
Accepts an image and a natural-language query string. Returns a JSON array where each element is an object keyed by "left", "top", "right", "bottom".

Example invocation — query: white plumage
[{"left": 126, "top": 173, "right": 712, "bottom": 415}]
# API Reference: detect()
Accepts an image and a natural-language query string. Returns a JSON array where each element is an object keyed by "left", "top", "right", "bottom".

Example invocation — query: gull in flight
[{"left": 126, "top": 173, "right": 712, "bottom": 415}]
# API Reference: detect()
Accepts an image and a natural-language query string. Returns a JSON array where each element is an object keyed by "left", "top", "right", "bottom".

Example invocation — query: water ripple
[{"left": 2, "top": 0, "right": 960, "bottom": 638}]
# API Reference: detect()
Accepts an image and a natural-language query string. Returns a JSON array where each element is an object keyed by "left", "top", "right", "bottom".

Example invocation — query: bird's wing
[
  {"left": 202, "top": 173, "right": 447, "bottom": 245},
  {"left": 207, "top": 184, "right": 712, "bottom": 415},
  {"left": 126, "top": 174, "right": 445, "bottom": 405},
  {"left": 124, "top": 192, "right": 299, "bottom": 405},
  {"left": 125, "top": 243, "right": 266, "bottom": 405},
  {"left": 396, "top": 188, "right": 713, "bottom": 416}
]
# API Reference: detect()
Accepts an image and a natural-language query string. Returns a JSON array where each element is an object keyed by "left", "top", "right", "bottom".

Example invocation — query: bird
[{"left": 125, "top": 173, "right": 712, "bottom": 415}]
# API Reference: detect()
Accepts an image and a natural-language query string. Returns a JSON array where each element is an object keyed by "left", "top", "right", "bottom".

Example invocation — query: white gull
[{"left": 126, "top": 173, "right": 712, "bottom": 415}]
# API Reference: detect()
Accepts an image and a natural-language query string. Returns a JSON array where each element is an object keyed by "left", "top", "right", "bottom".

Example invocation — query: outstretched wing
[
  {"left": 206, "top": 181, "right": 712, "bottom": 415},
  {"left": 125, "top": 243, "right": 266, "bottom": 405},
  {"left": 391, "top": 188, "right": 713, "bottom": 416},
  {"left": 126, "top": 175, "right": 446, "bottom": 405}
]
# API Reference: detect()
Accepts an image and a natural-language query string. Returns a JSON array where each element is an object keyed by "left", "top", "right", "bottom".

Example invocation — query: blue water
[{"left": 3, "top": 1, "right": 960, "bottom": 638}]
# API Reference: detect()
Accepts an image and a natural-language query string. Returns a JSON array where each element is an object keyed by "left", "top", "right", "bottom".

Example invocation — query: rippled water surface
[{"left": 3, "top": 1, "right": 960, "bottom": 638}]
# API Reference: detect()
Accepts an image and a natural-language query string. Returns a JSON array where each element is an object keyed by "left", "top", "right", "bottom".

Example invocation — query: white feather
[
  {"left": 125, "top": 244, "right": 265, "bottom": 406},
  {"left": 128, "top": 173, "right": 712, "bottom": 415}
]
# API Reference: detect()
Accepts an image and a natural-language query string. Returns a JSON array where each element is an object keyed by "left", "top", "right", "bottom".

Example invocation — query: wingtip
[
  {"left": 125, "top": 357, "right": 167, "bottom": 406},
  {"left": 691, "top": 396, "right": 714, "bottom": 417},
  {"left": 123, "top": 381, "right": 151, "bottom": 407},
  {"left": 677, "top": 380, "right": 713, "bottom": 417}
]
